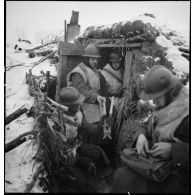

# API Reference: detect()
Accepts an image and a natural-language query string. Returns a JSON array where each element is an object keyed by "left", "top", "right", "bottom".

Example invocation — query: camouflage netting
[
  {"left": 75, "top": 19, "right": 159, "bottom": 46},
  {"left": 26, "top": 72, "right": 90, "bottom": 193}
]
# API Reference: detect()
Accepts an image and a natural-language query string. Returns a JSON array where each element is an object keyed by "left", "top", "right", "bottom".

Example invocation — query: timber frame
[{"left": 55, "top": 39, "right": 142, "bottom": 102}]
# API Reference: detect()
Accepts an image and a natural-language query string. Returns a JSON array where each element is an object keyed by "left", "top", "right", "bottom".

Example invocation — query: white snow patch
[
  {"left": 5, "top": 43, "right": 57, "bottom": 192},
  {"left": 156, "top": 35, "right": 189, "bottom": 75}
]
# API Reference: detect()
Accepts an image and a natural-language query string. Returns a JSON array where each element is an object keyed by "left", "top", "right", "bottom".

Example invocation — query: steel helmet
[
  {"left": 59, "top": 87, "right": 85, "bottom": 106},
  {"left": 82, "top": 43, "right": 101, "bottom": 58},
  {"left": 140, "top": 65, "right": 179, "bottom": 101}
]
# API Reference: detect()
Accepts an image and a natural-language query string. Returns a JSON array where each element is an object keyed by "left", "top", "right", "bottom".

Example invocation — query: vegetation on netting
[
  {"left": 75, "top": 19, "right": 159, "bottom": 46},
  {"left": 25, "top": 71, "right": 84, "bottom": 192}
]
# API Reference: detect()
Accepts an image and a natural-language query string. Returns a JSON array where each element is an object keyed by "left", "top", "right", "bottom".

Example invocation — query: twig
[
  {"left": 24, "top": 163, "right": 44, "bottom": 192},
  {"left": 30, "top": 50, "right": 57, "bottom": 70},
  {"left": 26, "top": 41, "right": 57, "bottom": 52},
  {"left": 6, "top": 63, "right": 25, "bottom": 70},
  {"left": 47, "top": 97, "right": 68, "bottom": 111}
]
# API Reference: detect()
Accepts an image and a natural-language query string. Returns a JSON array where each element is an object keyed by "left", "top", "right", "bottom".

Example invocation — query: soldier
[
  {"left": 53, "top": 87, "right": 111, "bottom": 192},
  {"left": 101, "top": 51, "right": 124, "bottom": 110},
  {"left": 67, "top": 43, "right": 106, "bottom": 124},
  {"left": 110, "top": 65, "right": 189, "bottom": 193}
]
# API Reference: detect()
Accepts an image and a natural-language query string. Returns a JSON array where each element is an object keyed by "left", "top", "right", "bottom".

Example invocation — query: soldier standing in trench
[
  {"left": 101, "top": 51, "right": 124, "bottom": 111},
  {"left": 66, "top": 43, "right": 118, "bottom": 162}
]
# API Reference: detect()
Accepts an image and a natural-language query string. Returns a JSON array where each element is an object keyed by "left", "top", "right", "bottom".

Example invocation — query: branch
[
  {"left": 24, "top": 163, "right": 44, "bottom": 192},
  {"left": 6, "top": 63, "right": 25, "bottom": 71},
  {"left": 47, "top": 97, "right": 68, "bottom": 111},
  {"left": 5, "top": 104, "right": 31, "bottom": 125},
  {"left": 30, "top": 50, "right": 57, "bottom": 70},
  {"left": 26, "top": 41, "right": 57, "bottom": 52},
  {"left": 5, "top": 130, "right": 38, "bottom": 153},
  {"left": 181, "top": 52, "right": 190, "bottom": 60},
  {"left": 178, "top": 47, "right": 189, "bottom": 54}
]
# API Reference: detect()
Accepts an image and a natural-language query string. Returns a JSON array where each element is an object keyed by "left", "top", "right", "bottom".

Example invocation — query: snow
[
  {"left": 5, "top": 13, "right": 189, "bottom": 192},
  {"left": 156, "top": 34, "right": 189, "bottom": 75},
  {"left": 80, "top": 14, "right": 189, "bottom": 76},
  {"left": 5, "top": 43, "right": 57, "bottom": 192}
]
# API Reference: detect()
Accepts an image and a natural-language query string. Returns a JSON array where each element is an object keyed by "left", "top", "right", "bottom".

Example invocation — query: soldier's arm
[
  {"left": 172, "top": 116, "right": 189, "bottom": 168},
  {"left": 71, "top": 73, "right": 98, "bottom": 103}
]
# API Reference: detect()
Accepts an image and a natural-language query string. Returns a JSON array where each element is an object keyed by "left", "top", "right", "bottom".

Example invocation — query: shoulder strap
[
  {"left": 103, "top": 68, "right": 123, "bottom": 83},
  {"left": 98, "top": 71, "right": 108, "bottom": 97}
]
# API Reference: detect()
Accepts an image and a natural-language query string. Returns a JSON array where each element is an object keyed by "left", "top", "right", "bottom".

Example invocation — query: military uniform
[{"left": 110, "top": 66, "right": 189, "bottom": 193}]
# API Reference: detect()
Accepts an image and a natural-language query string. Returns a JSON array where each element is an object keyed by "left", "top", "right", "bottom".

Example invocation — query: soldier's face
[
  {"left": 111, "top": 61, "right": 120, "bottom": 70},
  {"left": 89, "top": 57, "right": 98, "bottom": 69},
  {"left": 153, "top": 95, "right": 166, "bottom": 109}
]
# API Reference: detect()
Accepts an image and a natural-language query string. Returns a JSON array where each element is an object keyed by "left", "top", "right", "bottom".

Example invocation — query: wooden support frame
[
  {"left": 55, "top": 41, "right": 85, "bottom": 102},
  {"left": 89, "top": 39, "right": 142, "bottom": 48}
]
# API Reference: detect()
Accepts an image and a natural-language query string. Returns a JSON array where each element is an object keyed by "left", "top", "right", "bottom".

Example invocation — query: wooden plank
[
  {"left": 97, "top": 42, "right": 142, "bottom": 48},
  {"left": 90, "top": 38, "right": 121, "bottom": 43},
  {"left": 60, "top": 48, "right": 84, "bottom": 56},
  {"left": 64, "top": 20, "right": 67, "bottom": 42},
  {"left": 59, "top": 41, "right": 84, "bottom": 51},
  {"left": 123, "top": 51, "right": 134, "bottom": 89},
  {"left": 55, "top": 55, "right": 67, "bottom": 102},
  {"left": 59, "top": 41, "right": 84, "bottom": 56}
]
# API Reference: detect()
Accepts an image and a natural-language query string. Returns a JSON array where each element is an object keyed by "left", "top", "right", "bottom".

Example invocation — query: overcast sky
[{"left": 6, "top": 1, "right": 190, "bottom": 43}]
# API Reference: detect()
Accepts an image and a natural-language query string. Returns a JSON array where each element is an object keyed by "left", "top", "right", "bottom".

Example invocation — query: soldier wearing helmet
[
  {"left": 50, "top": 87, "right": 111, "bottom": 191},
  {"left": 101, "top": 51, "right": 124, "bottom": 110},
  {"left": 111, "top": 65, "right": 189, "bottom": 193},
  {"left": 67, "top": 43, "right": 106, "bottom": 124}
]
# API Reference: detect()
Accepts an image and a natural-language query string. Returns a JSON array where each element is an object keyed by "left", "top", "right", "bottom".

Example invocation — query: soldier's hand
[
  {"left": 97, "top": 95, "right": 106, "bottom": 105},
  {"left": 148, "top": 142, "right": 171, "bottom": 159},
  {"left": 136, "top": 134, "right": 149, "bottom": 157}
]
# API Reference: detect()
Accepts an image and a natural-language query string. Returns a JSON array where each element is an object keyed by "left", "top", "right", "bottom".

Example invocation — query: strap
[
  {"left": 103, "top": 68, "right": 123, "bottom": 83},
  {"left": 98, "top": 71, "right": 108, "bottom": 97}
]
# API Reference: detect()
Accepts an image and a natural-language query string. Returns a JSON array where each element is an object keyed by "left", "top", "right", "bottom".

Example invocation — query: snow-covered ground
[
  {"left": 5, "top": 15, "right": 189, "bottom": 192},
  {"left": 5, "top": 42, "right": 57, "bottom": 192}
]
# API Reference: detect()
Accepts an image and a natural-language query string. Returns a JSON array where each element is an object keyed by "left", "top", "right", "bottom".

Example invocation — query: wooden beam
[
  {"left": 178, "top": 47, "right": 189, "bottom": 54},
  {"left": 6, "top": 105, "right": 28, "bottom": 125},
  {"left": 58, "top": 41, "right": 84, "bottom": 56},
  {"left": 5, "top": 130, "right": 37, "bottom": 153},
  {"left": 64, "top": 20, "right": 67, "bottom": 42},
  {"left": 97, "top": 42, "right": 142, "bottom": 48},
  {"left": 123, "top": 51, "right": 134, "bottom": 89}
]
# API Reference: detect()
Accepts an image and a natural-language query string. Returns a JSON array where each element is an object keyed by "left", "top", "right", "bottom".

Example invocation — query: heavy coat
[
  {"left": 110, "top": 86, "right": 189, "bottom": 193},
  {"left": 67, "top": 62, "right": 102, "bottom": 123},
  {"left": 110, "top": 115, "right": 189, "bottom": 193}
]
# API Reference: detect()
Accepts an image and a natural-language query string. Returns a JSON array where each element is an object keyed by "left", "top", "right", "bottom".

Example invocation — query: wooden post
[
  {"left": 46, "top": 71, "right": 50, "bottom": 95},
  {"left": 5, "top": 130, "right": 36, "bottom": 153},
  {"left": 6, "top": 106, "right": 28, "bottom": 125},
  {"left": 64, "top": 20, "right": 67, "bottom": 42},
  {"left": 123, "top": 51, "right": 134, "bottom": 89}
]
